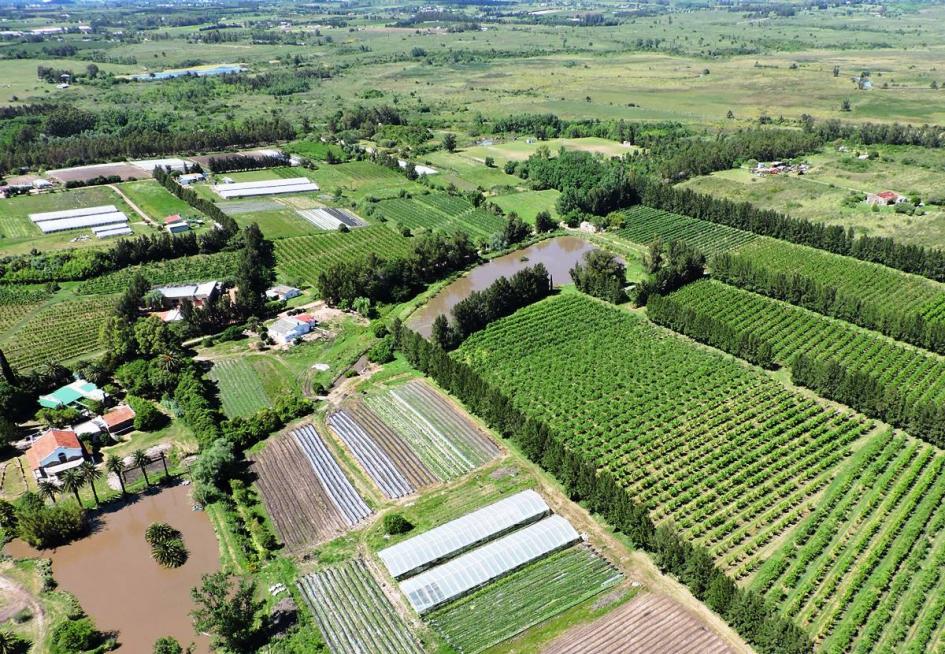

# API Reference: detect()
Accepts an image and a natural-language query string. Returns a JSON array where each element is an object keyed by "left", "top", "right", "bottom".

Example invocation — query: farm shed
[
  {"left": 867, "top": 191, "right": 907, "bottom": 206},
  {"left": 39, "top": 379, "right": 105, "bottom": 409},
  {"left": 379, "top": 490, "right": 551, "bottom": 580},
  {"left": 29, "top": 205, "right": 129, "bottom": 234},
  {"left": 154, "top": 281, "right": 220, "bottom": 308},
  {"left": 212, "top": 177, "right": 319, "bottom": 199},
  {"left": 26, "top": 429, "right": 87, "bottom": 480},
  {"left": 266, "top": 285, "right": 302, "bottom": 301},
  {"left": 164, "top": 214, "right": 191, "bottom": 234},
  {"left": 269, "top": 314, "right": 316, "bottom": 345},
  {"left": 93, "top": 224, "right": 133, "bottom": 239},
  {"left": 400, "top": 515, "right": 581, "bottom": 614},
  {"left": 177, "top": 173, "right": 206, "bottom": 185}
]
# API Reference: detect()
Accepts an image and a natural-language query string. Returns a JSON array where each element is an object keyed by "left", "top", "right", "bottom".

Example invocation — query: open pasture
[
  {"left": 364, "top": 379, "right": 500, "bottom": 482},
  {"left": 374, "top": 192, "right": 505, "bottom": 239},
  {"left": 614, "top": 206, "right": 758, "bottom": 256},
  {"left": 461, "top": 137, "right": 633, "bottom": 166},
  {"left": 249, "top": 432, "right": 351, "bottom": 549},
  {"left": 273, "top": 225, "right": 411, "bottom": 288},
  {"left": 490, "top": 190, "right": 561, "bottom": 224},
  {"left": 422, "top": 150, "right": 523, "bottom": 192},
  {"left": 427, "top": 544, "right": 622, "bottom": 654},
  {"left": 117, "top": 180, "right": 194, "bottom": 222},
  {"left": 308, "top": 161, "right": 425, "bottom": 201},
  {"left": 297, "top": 558, "right": 424, "bottom": 654},
  {"left": 542, "top": 592, "right": 735, "bottom": 654},
  {"left": 456, "top": 294, "right": 871, "bottom": 577}
]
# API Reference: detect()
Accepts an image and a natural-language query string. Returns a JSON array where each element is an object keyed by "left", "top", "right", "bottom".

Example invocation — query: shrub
[
  {"left": 50, "top": 617, "right": 99, "bottom": 654},
  {"left": 383, "top": 512, "right": 414, "bottom": 535},
  {"left": 127, "top": 395, "right": 166, "bottom": 432},
  {"left": 153, "top": 637, "right": 183, "bottom": 654}
]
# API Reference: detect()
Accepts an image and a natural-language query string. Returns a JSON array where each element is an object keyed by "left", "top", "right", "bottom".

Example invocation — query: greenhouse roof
[
  {"left": 378, "top": 490, "right": 550, "bottom": 580},
  {"left": 399, "top": 515, "right": 580, "bottom": 614}
]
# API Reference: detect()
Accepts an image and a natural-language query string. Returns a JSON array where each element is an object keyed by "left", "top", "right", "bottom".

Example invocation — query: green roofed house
[{"left": 38, "top": 379, "right": 106, "bottom": 409}]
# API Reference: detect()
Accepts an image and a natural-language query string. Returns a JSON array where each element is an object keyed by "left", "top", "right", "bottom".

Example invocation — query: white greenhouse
[
  {"left": 399, "top": 515, "right": 581, "bottom": 614},
  {"left": 378, "top": 490, "right": 550, "bottom": 580}
]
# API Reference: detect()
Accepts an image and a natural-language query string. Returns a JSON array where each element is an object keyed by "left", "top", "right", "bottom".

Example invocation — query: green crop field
[
  {"left": 662, "top": 280, "right": 945, "bottom": 413},
  {"left": 273, "top": 225, "right": 412, "bottom": 287},
  {"left": 614, "top": 206, "right": 758, "bottom": 255},
  {"left": 373, "top": 192, "right": 506, "bottom": 239},
  {"left": 117, "top": 180, "right": 194, "bottom": 221},
  {"left": 461, "top": 137, "right": 634, "bottom": 166},
  {"left": 456, "top": 293, "right": 871, "bottom": 578},
  {"left": 490, "top": 189, "right": 561, "bottom": 224},
  {"left": 208, "top": 357, "right": 290, "bottom": 418},
  {"left": 75, "top": 251, "right": 241, "bottom": 295},
  {"left": 309, "top": 162, "right": 424, "bottom": 202},
  {"left": 427, "top": 545, "right": 622, "bottom": 654},
  {"left": 423, "top": 150, "right": 522, "bottom": 192}
]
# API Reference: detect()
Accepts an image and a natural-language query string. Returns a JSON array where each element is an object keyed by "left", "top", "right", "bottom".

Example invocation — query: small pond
[
  {"left": 6, "top": 484, "right": 219, "bottom": 653},
  {"left": 410, "top": 235, "right": 600, "bottom": 337},
  {"left": 131, "top": 64, "right": 245, "bottom": 81}
]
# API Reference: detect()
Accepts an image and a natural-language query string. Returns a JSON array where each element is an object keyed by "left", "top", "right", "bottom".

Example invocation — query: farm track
[
  {"left": 297, "top": 558, "right": 424, "bottom": 654},
  {"left": 249, "top": 434, "right": 348, "bottom": 549},
  {"left": 541, "top": 592, "right": 734, "bottom": 654}
]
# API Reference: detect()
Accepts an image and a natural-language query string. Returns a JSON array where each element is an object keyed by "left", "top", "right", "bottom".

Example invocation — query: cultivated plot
[
  {"left": 207, "top": 358, "right": 274, "bottom": 418},
  {"left": 614, "top": 206, "right": 758, "bottom": 256},
  {"left": 296, "top": 207, "right": 367, "bottom": 230},
  {"left": 297, "top": 558, "right": 424, "bottom": 654},
  {"left": 327, "top": 410, "right": 415, "bottom": 499},
  {"left": 375, "top": 192, "right": 505, "bottom": 240},
  {"left": 542, "top": 592, "right": 734, "bottom": 654},
  {"left": 364, "top": 379, "right": 500, "bottom": 482}
]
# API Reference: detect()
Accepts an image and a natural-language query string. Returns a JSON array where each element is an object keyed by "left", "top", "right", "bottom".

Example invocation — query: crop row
[
  {"left": 751, "top": 432, "right": 945, "bottom": 653},
  {"left": 426, "top": 545, "right": 622, "bottom": 654},
  {"left": 455, "top": 294, "right": 868, "bottom": 574},
  {"left": 1, "top": 294, "right": 118, "bottom": 371},
  {"left": 328, "top": 409, "right": 415, "bottom": 499},
  {"left": 664, "top": 280, "right": 945, "bottom": 413},
  {"left": 273, "top": 226, "right": 411, "bottom": 287},
  {"left": 613, "top": 205, "right": 758, "bottom": 255},
  {"left": 364, "top": 380, "right": 499, "bottom": 482},
  {"left": 75, "top": 251, "right": 241, "bottom": 295},
  {"left": 375, "top": 193, "right": 505, "bottom": 240},
  {"left": 207, "top": 358, "right": 272, "bottom": 418},
  {"left": 298, "top": 558, "right": 423, "bottom": 654}
]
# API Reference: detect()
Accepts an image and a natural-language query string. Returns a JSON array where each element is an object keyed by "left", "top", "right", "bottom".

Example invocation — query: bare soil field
[
  {"left": 250, "top": 433, "right": 348, "bottom": 549},
  {"left": 47, "top": 163, "right": 149, "bottom": 183},
  {"left": 542, "top": 592, "right": 734, "bottom": 654}
]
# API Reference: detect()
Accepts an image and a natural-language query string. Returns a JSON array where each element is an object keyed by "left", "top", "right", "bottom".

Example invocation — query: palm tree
[
  {"left": 37, "top": 479, "right": 58, "bottom": 504},
  {"left": 105, "top": 455, "right": 127, "bottom": 496},
  {"left": 79, "top": 461, "right": 102, "bottom": 506},
  {"left": 159, "top": 451, "right": 170, "bottom": 480},
  {"left": 59, "top": 469, "right": 84, "bottom": 507},
  {"left": 132, "top": 449, "right": 151, "bottom": 487},
  {"left": 0, "top": 629, "right": 26, "bottom": 654}
]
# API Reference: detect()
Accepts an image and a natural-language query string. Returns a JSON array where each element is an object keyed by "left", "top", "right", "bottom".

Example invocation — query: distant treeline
[
  {"left": 395, "top": 325, "right": 813, "bottom": 654},
  {"left": 492, "top": 113, "right": 688, "bottom": 146},
  {"left": 518, "top": 149, "right": 945, "bottom": 284},
  {"left": 206, "top": 153, "right": 289, "bottom": 173}
]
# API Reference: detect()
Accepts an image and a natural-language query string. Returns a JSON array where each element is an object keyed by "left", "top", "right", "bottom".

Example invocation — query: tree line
[
  {"left": 394, "top": 323, "right": 813, "bottom": 654},
  {"left": 712, "top": 252, "right": 945, "bottom": 355},
  {"left": 491, "top": 113, "right": 688, "bottom": 147},
  {"left": 317, "top": 232, "right": 479, "bottom": 308},
  {"left": 206, "top": 153, "right": 290, "bottom": 173},
  {"left": 431, "top": 265, "right": 553, "bottom": 349}
]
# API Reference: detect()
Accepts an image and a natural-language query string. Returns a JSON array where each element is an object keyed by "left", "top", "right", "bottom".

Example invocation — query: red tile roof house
[
  {"left": 100, "top": 404, "right": 136, "bottom": 436},
  {"left": 26, "top": 429, "right": 87, "bottom": 480},
  {"left": 867, "top": 191, "right": 907, "bottom": 206}
]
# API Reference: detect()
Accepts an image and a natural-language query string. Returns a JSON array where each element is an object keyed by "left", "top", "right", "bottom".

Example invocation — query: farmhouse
[
  {"left": 154, "top": 281, "right": 221, "bottom": 308},
  {"left": 100, "top": 404, "right": 136, "bottom": 436},
  {"left": 867, "top": 191, "right": 907, "bottom": 206},
  {"left": 164, "top": 214, "right": 191, "bottom": 234},
  {"left": 266, "top": 285, "right": 302, "bottom": 301},
  {"left": 269, "top": 314, "right": 316, "bottom": 345},
  {"left": 26, "top": 429, "right": 87, "bottom": 480},
  {"left": 39, "top": 379, "right": 106, "bottom": 409}
]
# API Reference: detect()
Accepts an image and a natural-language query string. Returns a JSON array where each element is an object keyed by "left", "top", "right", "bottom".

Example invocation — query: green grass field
[
  {"left": 208, "top": 356, "right": 292, "bottom": 418},
  {"left": 117, "top": 180, "right": 194, "bottom": 221},
  {"left": 461, "top": 137, "right": 634, "bottom": 167},
  {"left": 0, "top": 187, "right": 144, "bottom": 256},
  {"left": 490, "top": 189, "right": 561, "bottom": 223}
]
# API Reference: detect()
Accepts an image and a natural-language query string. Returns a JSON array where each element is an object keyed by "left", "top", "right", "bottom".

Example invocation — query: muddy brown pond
[
  {"left": 411, "top": 235, "right": 600, "bottom": 337},
  {"left": 6, "top": 484, "right": 219, "bottom": 653}
]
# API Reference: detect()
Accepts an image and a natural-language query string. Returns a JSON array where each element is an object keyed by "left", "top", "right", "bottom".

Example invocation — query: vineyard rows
[
  {"left": 426, "top": 545, "right": 622, "bottom": 654},
  {"left": 752, "top": 433, "right": 945, "bottom": 653},
  {"left": 250, "top": 434, "right": 349, "bottom": 548},
  {"left": 613, "top": 206, "right": 758, "bottom": 255},
  {"left": 207, "top": 358, "right": 273, "bottom": 418},
  {"left": 542, "top": 592, "right": 734, "bottom": 654},
  {"left": 273, "top": 226, "right": 412, "bottom": 287},
  {"left": 1, "top": 294, "right": 118, "bottom": 370},
  {"left": 291, "top": 424, "right": 372, "bottom": 527},
  {"left": 375, "top": 193, "right": 506, "bottom": 239},
  {"left": 298, "top": 558, "right": 423, "bottom": 654},
  {"left": 664, "top": 280, "right": 945, "bottom": 410},
  {"left": 76, "top": 251, "right": 241, "bottom": 295},
  {"left": 455, "top": 294, "right": 870, "bottom": 576},
  {"left": 364, "top": 380, "right": 500, "bottom": 482},
  {"left": 328, "top": 410, "right": 414, "bottom": 499}
]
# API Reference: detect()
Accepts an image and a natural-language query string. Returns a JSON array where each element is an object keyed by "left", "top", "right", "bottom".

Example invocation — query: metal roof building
[
  {"left": 399, "top": 515, "right": 580, "bottom": 614},
  {"left": 379, "top": 490, "right": 550, "bottom": 581},
  {"left": 212, "top": 177, "right": 319, "bottom": 199}
]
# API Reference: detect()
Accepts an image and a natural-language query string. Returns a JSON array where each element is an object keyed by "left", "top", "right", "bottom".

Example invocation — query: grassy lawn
[
  {"left": 116, "top": 180, "right": 194, "bottom": 221},
  {"left": 490, "top": 189, "right": 561, "bottom": 223},
  {"left": 422, "top": 150, "right": 523, "bottom": 192},
  {"left": 0, "top": 187, "right": 145, "bottom": 256},
  {"left": 460, "top": 137, "right": 635, "bottom": 167}
]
